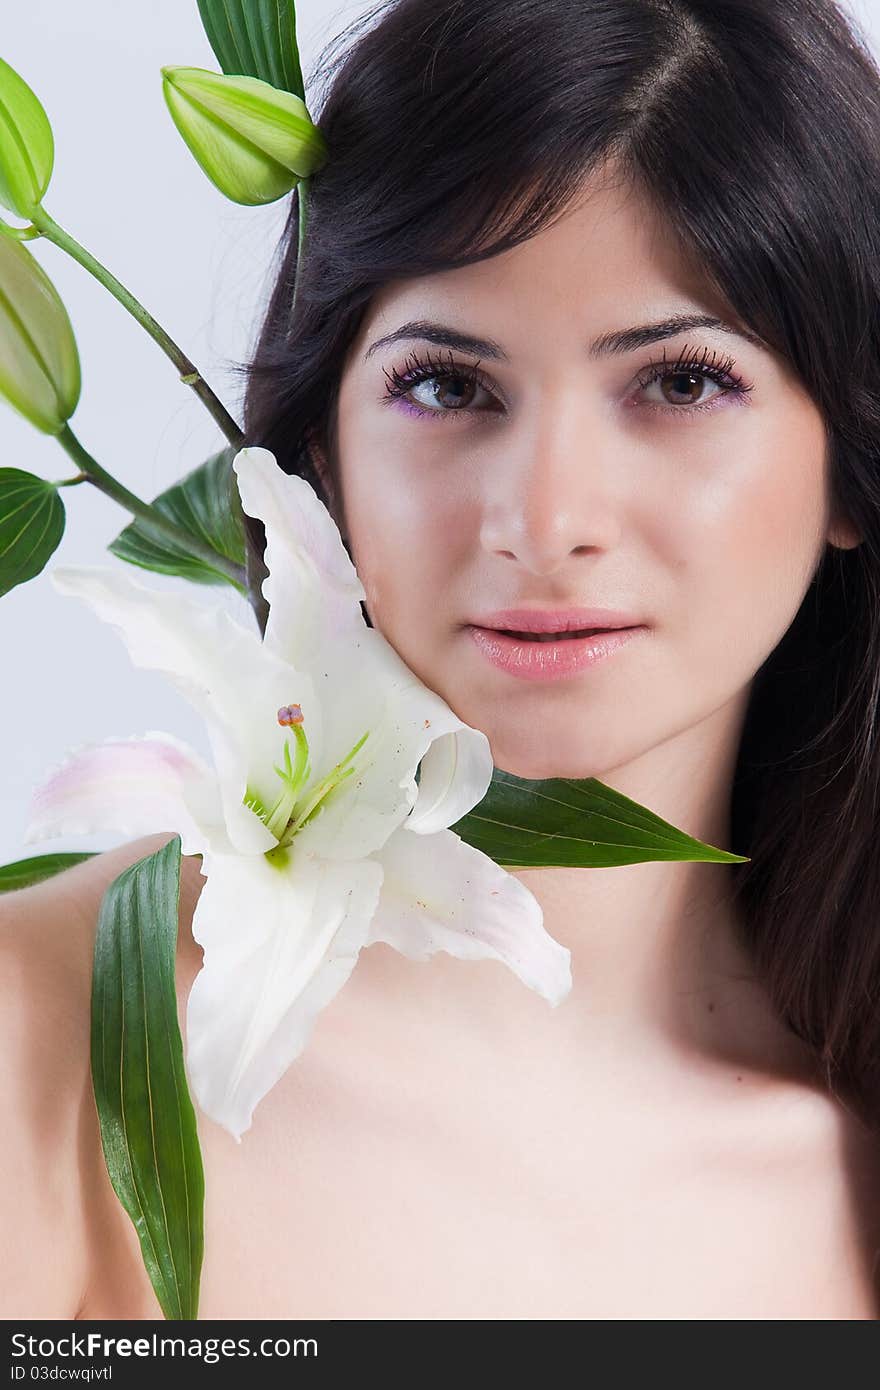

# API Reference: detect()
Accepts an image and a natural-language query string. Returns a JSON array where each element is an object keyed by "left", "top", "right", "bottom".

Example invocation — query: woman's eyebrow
[
  {"left": 591, "top": 313, "right": 766, "bottom": 355},
  {"left": 363, "top": 313, "right": 764, "bottom": 363}
]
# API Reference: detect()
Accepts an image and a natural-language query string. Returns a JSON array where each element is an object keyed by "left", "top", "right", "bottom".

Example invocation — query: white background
[{"left": 2, "top": 0, "right": 879, "bottom": 862}]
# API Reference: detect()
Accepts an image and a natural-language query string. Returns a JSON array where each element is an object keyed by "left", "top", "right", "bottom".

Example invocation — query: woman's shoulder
[
  {"left": 0, "top": 831, "right": 205, "bottom": 1011},
  {"left": 0, "top": 832, "right": 205, "bottom": 1318}
]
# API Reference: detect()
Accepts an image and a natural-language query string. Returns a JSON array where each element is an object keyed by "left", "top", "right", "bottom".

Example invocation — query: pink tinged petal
[
  {"left": 232, "top": 447, "right": 367, "bottom": 666},
  {"left": 369, "top": 825, "right": 573, "bottom": 1006},
  {"left": 23, "top": 732, "right": 226, "bottom": 858},
  {"left": 48, "top": 564, "right": 317, "bottom": 854},
  {"left": 185, "top": 848, "right": 384, "bottom": 1141}
]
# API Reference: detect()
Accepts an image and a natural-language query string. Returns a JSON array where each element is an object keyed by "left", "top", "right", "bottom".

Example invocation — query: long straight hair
[{"left": 239, "top": 0, "right": 880, "bottom": 1136}]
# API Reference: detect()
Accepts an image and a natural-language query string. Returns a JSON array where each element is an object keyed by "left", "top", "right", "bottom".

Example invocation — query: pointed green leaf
[
  {"left": 196, "top": 0, "right": 305, "bottom": 99},
  {"left": 0, "top": 468, "right": 65, "bottom": 596},
  {"left": 0, "top": 850, "right": 96, "bottom": 892},
  {"left": 91, "top": 835, "right": 204, "bottom": 1321},
  {"left": 0, "top": 55, "right": 54, "bottom": 218},
  {"left": 108, "top": 446, "right": 247, "bottom": 591},
  {"left": 451, "top": 768, "right": 749, "bottom": 868}
]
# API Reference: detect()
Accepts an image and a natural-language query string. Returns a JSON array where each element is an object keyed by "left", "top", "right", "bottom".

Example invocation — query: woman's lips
[{"left": 466, "top": 623, "right": 645, "bottom": 681}]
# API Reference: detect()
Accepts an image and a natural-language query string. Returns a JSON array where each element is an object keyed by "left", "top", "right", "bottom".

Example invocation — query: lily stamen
[
  {"left": 274, "top": 707, "right": 311, "bottom": 794},
  {"left": 260, "top": 703, "right": 313, "bottom": 840},
  {"left": 277, "top": 727, "right": 371, "bottom": 846},
  {"left": 254, "top": 707, "right": 371, "bottom": 847}
]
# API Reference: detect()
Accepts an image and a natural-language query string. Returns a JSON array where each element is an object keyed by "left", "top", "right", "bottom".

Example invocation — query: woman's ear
[{"left": 826, "top": 513, "right": 862, "bottom": 550}]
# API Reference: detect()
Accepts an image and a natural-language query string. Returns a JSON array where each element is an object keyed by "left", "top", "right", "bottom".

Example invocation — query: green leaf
[
  {"left": 0, "top": 468, "right": 65, "bottom": 596},
  {"left": 196, "top": 0, "right": 305, "bottom": 99},
  {"left": 91, "top": 835, "right": 205, "bottom": 1321},
  {"left": 0, "top": 55, "right": 54, "bottom": 218},
  {"left": 0, "top": 850, "right": 96, "bottom": 892},
  {"left": 451, "top": 768, "right": 750, "bottom": 868},
  {"left": 108, "top": 446, "right": 247, "bottom": 591}
]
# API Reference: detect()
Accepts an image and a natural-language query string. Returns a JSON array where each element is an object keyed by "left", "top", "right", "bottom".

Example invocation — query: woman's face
[{"left": 322, "top": 175, "right": 857, "bottom": 780}]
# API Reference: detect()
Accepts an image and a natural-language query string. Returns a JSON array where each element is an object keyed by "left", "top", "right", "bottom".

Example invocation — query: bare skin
[
  {"left": 4, "top": 165, "right": 880, "bottom": 1319},
  {"left": 2, "top": 830, "right": 879, "bottom": 1320}
]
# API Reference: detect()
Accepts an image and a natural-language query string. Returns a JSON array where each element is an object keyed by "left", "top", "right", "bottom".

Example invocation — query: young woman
[{"left": 4, "top": 0, "right": 880, "bottom": 1318}]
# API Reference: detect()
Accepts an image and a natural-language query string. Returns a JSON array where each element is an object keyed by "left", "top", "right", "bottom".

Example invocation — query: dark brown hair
[{"left": 237, "top": 0, "right": 880, "bottom": 1137}]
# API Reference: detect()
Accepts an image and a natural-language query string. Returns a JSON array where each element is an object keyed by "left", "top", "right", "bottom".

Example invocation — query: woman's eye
[
  {"left": 642, "top": 369, "right": 722, "bottom": 407},
  {"left": 406, "top": 372, "right": 493, "bottom": 412}
]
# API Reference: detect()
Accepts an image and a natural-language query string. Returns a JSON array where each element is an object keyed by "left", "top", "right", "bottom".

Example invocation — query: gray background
[{"left": 2, "top": 0, "right": 878, "bottom": 861}]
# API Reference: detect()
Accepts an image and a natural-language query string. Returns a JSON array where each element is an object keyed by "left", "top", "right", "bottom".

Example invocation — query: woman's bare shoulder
[
  {"left": 0, "top": 831, "right": 205, "bottom": 1006},
  {"left": 0, "top": 832, "right": 205, "bottom": 1318}
]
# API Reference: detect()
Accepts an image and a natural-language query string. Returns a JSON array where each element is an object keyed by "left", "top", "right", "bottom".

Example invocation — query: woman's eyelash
[
  {"left": 380, "top": 347, "right": 494, "bottom": 421},
  {"left": 379, "top": 342, "right": 754, "bottom": 420},
  {"left": 634, "top": 342, "right": 754, "bottom": 405}
]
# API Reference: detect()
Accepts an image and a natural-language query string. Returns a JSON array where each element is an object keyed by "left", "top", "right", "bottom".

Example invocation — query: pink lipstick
[{"left": 465, "top": 607, "right": 647, "bottom": 683}]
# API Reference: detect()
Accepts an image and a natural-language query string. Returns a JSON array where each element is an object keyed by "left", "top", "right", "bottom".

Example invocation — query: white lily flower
[{"left": 24, "top": 447, "right": 572, "bottom": 1140}]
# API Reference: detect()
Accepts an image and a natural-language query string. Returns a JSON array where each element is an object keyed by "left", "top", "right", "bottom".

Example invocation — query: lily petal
[
  {"left": 395, "top": 699, "right": 495, "bottom": 837},
  {"left": 368, "top": 825, "right": 573, "bottom": 1006},
  {"left": 294, "top": 665, "right": 494, "bottom": 861},
  {"left": 185, "top": 847, "right": 384, "bottom": 1140},
  {"left": 23, "top": 731, "right": 226, "bottom": 858},
  {"left": 48, "top": 564, "right": 317, "bottom": 854},
  {"left": 233, "top": 446, "right": 367, "bottom": 665}
]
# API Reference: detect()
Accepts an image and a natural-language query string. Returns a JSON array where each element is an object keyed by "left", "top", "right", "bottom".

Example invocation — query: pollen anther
[{"left": 278, "top": 703, "right": 304, "bottom": 726}]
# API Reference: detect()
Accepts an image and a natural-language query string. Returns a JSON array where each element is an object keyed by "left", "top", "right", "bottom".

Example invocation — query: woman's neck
[{"left": 381, "top": 684, "right": 821, "bottom": 1090}]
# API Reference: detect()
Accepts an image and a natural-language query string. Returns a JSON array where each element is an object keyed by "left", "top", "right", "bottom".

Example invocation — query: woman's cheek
[
  {"left": 679, "top": 465, "right": 828, "bottom": 687},
  {"left": 722, "top": 431, "right": 828, "bottom": 622},
  {"left": 345, "top": 480, "right": 439, "bottom": 635}
]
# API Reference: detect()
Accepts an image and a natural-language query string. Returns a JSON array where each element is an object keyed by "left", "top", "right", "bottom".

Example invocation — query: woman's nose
[{"left": 479, "top": 403, "right": 623, "bottom": 575}]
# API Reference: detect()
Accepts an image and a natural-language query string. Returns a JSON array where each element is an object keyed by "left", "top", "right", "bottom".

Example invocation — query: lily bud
[
  {"left": 0, "top": 56, "right": 54, "bottom": 218},
  {"left": 161, "top": 66, "right": 328, "bottom": 206},
  {"left": 0, "top": 233, "right": 80, "bottom": 434}
]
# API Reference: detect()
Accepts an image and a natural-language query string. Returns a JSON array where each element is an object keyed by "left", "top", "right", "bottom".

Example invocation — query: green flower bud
[
  {"left": 161, "top": 66, "right": 328, "bottom": 207},
  {"left": 0, "top": 232, "right": 80, "bottom": 433},
  {"left": 0, "top": 56, "right": 54, "bottom": 219}
]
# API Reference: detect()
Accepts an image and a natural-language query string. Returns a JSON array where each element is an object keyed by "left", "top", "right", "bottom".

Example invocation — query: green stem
[
  {"left": 55, "top": 424, "right": 247, "bottom": 588},
  {"left": 29, "top": 206, "right": 244, "bottom": 448}
]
